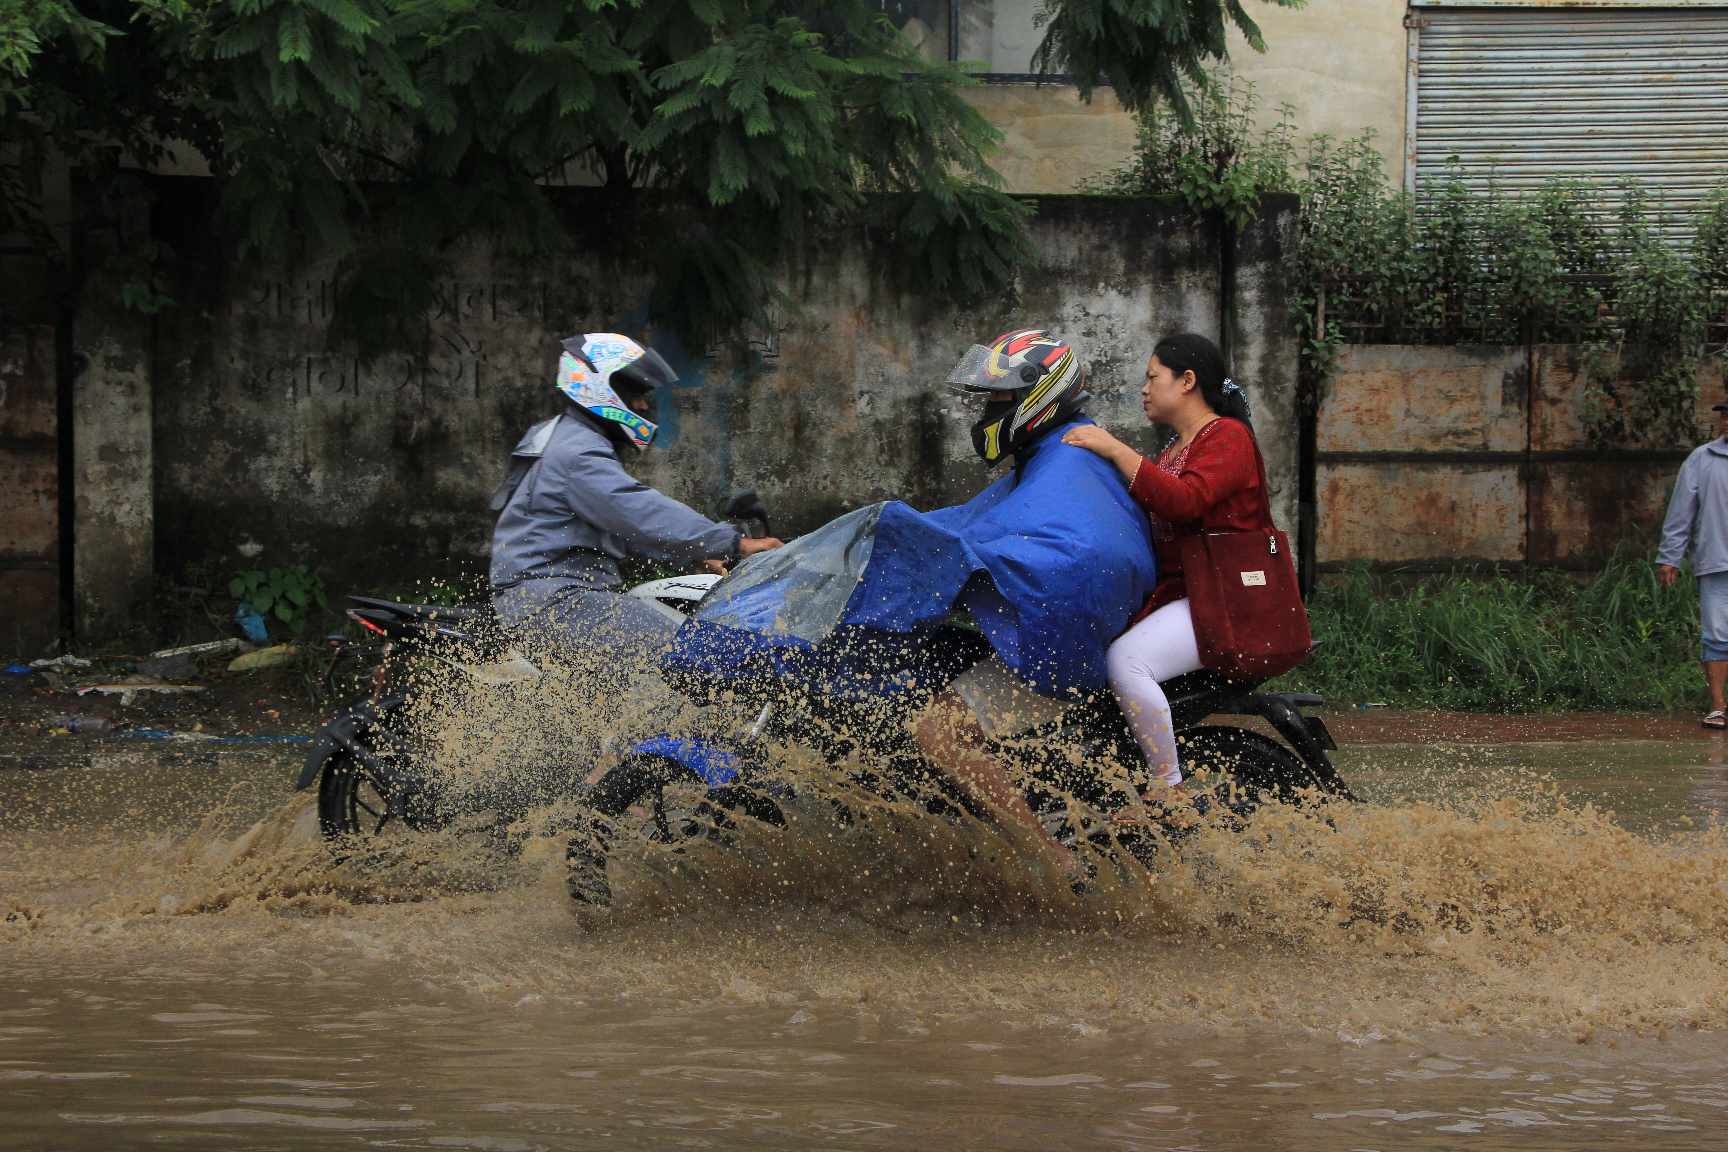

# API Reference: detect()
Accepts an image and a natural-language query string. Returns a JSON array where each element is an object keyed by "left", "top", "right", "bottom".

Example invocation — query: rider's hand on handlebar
[
  {"left": 739, "top": 536, "right": 785, "bottom": 558},
  {"left": 702, "top": 559, "right": 730, "bottom": 576}
]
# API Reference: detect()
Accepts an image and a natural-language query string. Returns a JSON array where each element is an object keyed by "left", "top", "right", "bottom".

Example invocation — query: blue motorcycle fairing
[{"left": 627, "top": 735, "right": 741, "bottom": 787}]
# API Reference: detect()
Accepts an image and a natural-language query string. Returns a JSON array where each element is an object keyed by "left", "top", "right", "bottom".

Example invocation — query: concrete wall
[
  {"left": 1225, "top": 0, "right": 1409, "bottom": 169},
  {"left": 1317, "top": 344, "right": 1724, "bottom": 569},
  {"left": 133, "top": 184, "right": 1296, "bottom": 607}
]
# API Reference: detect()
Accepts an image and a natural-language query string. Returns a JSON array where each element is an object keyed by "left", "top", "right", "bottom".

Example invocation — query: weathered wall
[
  {"left": 0, "top": 325, "right": 59, "bottom": 654},
  {"left": 139, "top": 183, "right": 1296, "bottom": 604},
  {"left": 961, "top": 85, "right": 1142, "bottom": 194},
  {"left": 72, "top": 180, "right": 157, "bottom": 641},
  {"left": 1318, "top": 344, "right": 1723, "bottom": 569},
  {"left": 964, "top": 0, "right": 1410, "bottom": 194},
  {"left": 0, "top": 198, "right": 64, "bottom": 655},
  {"left": 1225, "top": 0, "right": 1409, "bottom": 171}
]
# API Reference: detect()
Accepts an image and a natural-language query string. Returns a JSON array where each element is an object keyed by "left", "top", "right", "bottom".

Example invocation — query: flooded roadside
[{"left": 4, "top": 722, "right": 1727, "bottom": 1149}]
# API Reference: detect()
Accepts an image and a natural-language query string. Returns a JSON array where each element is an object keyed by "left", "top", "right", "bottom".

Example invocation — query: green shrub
[
  {"left": 1282, "top": 556, "right": 1704, "bottom": 711},
  {"left": 229, "top": 565, "right": 328, "bottom": 636}
]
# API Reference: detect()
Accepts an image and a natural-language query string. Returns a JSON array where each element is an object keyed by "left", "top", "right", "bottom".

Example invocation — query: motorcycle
[
  {"left": 569, "top": 592, "right": 1351, "bottom": 906},
  {"left": 297, "top": 492, "right": 775, "bottom": 840},
  {"left": 298, "top": 496, "right": 1352, "bottom": 899}
]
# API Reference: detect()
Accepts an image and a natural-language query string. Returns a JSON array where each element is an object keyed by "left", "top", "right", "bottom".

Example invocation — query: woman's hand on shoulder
[
  {"left": 1061, "top": 424, "right": 1141, "bottom": 482},
  {"left": 1061, "top": 423, "right": 1122, "bottom": 457}
]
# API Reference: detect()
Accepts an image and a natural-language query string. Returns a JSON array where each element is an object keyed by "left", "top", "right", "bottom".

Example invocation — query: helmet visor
[
  {"left": 944, "top": 343, "right": 1020, "bottom": 396},
  {"left": 615, "top": 346, "right": 678, "bottom": 394}
]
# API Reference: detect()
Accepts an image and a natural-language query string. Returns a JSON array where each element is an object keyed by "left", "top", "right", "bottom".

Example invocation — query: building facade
[{"left": 960, "top": 0, "right": 1728, "bottom": 230}]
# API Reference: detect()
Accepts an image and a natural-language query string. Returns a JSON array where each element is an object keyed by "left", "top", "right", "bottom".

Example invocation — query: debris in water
[
  {"left": 75, "top": 679, "right": 207, "bottom": 705},
  {"left": 228, "top": 644, "right": 299, "bottom": 672},
  {"left": 150, "top": 638, "right": 251, "bottom": 660},
  {"left": 42, "top": 714, "right": 114, "bottom": 735},
  {"left": 120, "top": 728, "right": 311, "bottom": 745},
  {"left": 30, "top": 654, "right": 92, "bottom": 670}
]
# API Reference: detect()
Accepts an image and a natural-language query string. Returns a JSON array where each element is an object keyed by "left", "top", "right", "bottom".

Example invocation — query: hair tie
[{"left": 1221, "top": 378, "right": 1240, "bottom": 394}]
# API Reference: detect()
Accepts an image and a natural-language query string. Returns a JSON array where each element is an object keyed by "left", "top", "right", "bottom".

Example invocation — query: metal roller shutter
[{"left": 1412, "top": 5, "right": 1728, "bottom": 238}]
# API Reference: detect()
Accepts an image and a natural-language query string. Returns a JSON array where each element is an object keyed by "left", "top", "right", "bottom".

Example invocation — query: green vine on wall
[
  {"left": 1283, "top": 138, "right": 1728, "bottom": 449},
  {"left": 1090, "top": 81, "right": 1728, "bottom": 449}
]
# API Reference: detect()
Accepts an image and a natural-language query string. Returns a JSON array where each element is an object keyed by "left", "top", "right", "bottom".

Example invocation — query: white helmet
[{"left": 557, "top": 333, "right": 677, "bottom": 449}]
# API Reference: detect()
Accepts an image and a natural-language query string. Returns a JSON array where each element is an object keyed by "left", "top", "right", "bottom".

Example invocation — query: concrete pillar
[{"left": 72, "top": 178, "right": 155, "bottom": 642}]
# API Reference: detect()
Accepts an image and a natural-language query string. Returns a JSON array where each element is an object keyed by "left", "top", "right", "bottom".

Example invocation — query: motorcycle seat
[{"left": 347, "top": 594, "right": 487, "bottom": 623}]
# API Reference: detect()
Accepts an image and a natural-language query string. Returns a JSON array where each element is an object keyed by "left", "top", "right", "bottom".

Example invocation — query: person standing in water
[
  {"left": 1657, "top": 399, "right": 1728, "bottom": 729},
  {"left": 1061, "top": 333, "right": 1265, "bottom": 789}
]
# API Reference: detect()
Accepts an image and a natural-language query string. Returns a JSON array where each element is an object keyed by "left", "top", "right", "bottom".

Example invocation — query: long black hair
[{"left": 1153, "top": 332, "right": 1252, "bottom": 429}]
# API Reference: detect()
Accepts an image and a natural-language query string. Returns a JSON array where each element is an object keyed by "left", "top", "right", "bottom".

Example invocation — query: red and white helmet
[{"left": 945, "top": 328, "right": 1089, "bottom": 464}]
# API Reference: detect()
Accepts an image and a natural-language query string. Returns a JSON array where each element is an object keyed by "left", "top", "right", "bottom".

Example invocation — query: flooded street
[
  {"left": 5, "top": 724, "right": 1728, "bottom": 1149},
  {"left": 6, "top": 976, "right": 1725, "bottom": 1151}
]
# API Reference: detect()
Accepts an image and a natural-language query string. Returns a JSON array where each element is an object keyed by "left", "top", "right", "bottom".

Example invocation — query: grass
[{"left": 1280, "top": 556, "right": 1706, "bottom": 712}]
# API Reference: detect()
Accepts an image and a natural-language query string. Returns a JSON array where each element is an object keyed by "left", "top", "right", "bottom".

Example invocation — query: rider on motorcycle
[
  {"left": 489, "top": 333, "right": 783, "bottom": 669},
  {"left": 910, "top": 328, "right": 1156, "bottom": 879}
]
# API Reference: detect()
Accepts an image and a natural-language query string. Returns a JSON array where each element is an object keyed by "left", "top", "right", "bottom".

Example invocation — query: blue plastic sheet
[{"left": 666, "top": 418, "right": 1157, "bottom": 699}]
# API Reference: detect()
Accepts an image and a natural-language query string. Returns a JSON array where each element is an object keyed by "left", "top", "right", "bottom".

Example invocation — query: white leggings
[{"left": 1106, "top": 599, "right": 1202, "bottom": 787}]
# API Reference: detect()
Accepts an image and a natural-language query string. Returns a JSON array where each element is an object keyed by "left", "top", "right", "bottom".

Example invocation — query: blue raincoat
[{"left": 664, "top": 419, "right": 1157, "bottom": 700}]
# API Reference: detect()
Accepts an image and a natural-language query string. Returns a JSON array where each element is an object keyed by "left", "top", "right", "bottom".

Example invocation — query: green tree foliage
[
  {"left": 3, "top": 0, "right": 1286, "bottom": 345},
  {"left": 1032, "top": 0, "right": 1302, "bottom": 118}
]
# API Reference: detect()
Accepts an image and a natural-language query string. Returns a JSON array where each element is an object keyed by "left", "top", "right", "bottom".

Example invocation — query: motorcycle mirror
[{"left": 720, "top": 489, "right": 772, "bottom": 538}]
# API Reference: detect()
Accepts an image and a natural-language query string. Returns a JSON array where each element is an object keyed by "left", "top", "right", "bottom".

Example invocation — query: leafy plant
[
  {"left": 1081, "top": 74, "right": 1294, "bottom": 231},
  {"left": 229, "top": 565, "right": 328, "bottom": 635},
  {"left": 1268, "top": 132, "right": 1723, "bottom": 448}
]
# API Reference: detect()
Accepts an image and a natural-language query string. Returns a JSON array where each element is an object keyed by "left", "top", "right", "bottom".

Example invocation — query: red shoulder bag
[{"left": 1176, "top": 438, "right": 1310, "bottom": 679}]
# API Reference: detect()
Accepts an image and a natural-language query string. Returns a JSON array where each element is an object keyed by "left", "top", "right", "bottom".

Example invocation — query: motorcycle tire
[
  {"left": 1175, "top": 724, "right": 1311, "bottom": 811},
  {"left": 316, "top": 744, "right": 441, "bottom": 841},
  {"left": 568, "top": 754, "right": 788, "bottom": 907}
]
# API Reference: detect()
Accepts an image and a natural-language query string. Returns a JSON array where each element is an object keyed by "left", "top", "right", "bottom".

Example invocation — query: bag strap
[{"left": 1245, "top": 428, "right": 1275, "bottom": 535}]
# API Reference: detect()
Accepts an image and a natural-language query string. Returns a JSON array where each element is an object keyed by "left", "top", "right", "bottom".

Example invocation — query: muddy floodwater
[{"left": 4, "top": 723, "right": 1728, "bottom": 1150}]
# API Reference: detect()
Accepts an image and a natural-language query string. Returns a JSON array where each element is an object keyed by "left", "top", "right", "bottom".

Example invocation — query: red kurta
[{"left": 1127, "top": 417, "right": 1266, "bottom": 623}]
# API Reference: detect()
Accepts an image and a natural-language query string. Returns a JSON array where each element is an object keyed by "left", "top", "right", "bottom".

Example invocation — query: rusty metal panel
[
  {"left": 1415, "top": 8, "right": 1728, "bottom": 242},
  {"left": 1534, "top": 346, "right": 1724, "bottom": 450},
  {"left": 1318, "top": 462, "right": 1524, "bottom": 565},
  {"left": 1322, "top": 345, "right": 1528, "bottom": 454},
  {"left": 0, "top": 324, "right": 60, "bottom": 654},
  {"left": 0, "top": 444, "right": 57, "bottom": 556},
  {"left": 1529, "top": 459, "right": 1680, "bottom": 565}
]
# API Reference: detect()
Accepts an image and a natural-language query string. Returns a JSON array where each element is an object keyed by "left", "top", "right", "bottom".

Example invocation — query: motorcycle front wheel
[
  {"left": 568, "top": 754, "right": 788, "bottom": 906},
  {"left": 316, "top": 745, "right": 442, "bottom": 841}
]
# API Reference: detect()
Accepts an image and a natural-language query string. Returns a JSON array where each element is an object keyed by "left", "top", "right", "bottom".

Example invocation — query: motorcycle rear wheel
[{"left": 1175, "top": 724, "right": 1310, "bottom": 810}]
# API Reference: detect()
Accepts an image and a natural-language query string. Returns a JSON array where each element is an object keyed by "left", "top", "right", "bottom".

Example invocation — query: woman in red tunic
[{"left": 1062, "top": 333, "right": 1265, "bottom": 789}]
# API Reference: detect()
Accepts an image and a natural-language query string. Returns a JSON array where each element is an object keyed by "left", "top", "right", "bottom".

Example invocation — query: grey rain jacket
[
  {"left": 1658, "top": 438, "right": 1728, "bottom": 578},
  {"left": 488, "top": 407, "right": 741, "bottom": 596}
]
